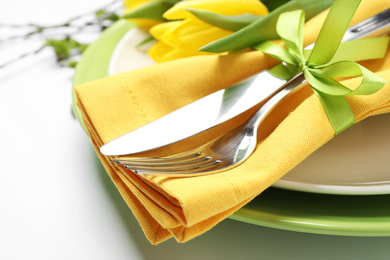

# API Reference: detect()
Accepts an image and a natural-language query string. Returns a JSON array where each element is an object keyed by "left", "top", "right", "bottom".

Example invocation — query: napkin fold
[{"left": 75, "top": 0, "right": 390, "bottom": 244}]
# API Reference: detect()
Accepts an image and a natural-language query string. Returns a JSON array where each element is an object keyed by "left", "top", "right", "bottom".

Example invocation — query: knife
[{"left": 101, "top": 8, "right": 390, "bottom": 156}]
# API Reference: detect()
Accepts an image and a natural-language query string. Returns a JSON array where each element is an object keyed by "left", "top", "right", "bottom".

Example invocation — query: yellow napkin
[{"left": 75, "top": 0, "right": 390, "bottom": 244}]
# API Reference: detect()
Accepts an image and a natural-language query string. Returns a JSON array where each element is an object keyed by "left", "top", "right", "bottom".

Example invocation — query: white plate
[{"left": 109, "top": 27, "right": 390, "bottom": 195}]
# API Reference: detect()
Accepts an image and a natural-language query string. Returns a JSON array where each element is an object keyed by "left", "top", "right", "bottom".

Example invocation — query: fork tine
[
  {"left": 127, "top": 160, "right": 222, "bottom": 175},
  {"left": 110, "top": 152, "right": 202, "bottom": 165},
  {"left": 115, "top": 155, "right": 212, "bottom": 168},
  {"left": 110, "top": 150, "right": 222, "bottom": 174}
]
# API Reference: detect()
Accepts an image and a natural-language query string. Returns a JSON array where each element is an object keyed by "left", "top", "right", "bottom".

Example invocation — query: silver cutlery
[
  {"left": 101, "top": 8, "right": 390, "bottom": 157},
  {"left": 107, "top": 9, "right": 390, "bottom": 175},
  {"left": 111, "top": 72, "right": 305, "bottom": 175}
]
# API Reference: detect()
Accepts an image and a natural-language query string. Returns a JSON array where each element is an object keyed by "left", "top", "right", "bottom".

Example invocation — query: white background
[{"left": 1, "top": 0, "right": 390, "bottom": 259}]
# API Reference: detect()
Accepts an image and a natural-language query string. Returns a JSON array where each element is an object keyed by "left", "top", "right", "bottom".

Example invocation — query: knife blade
[{"left": 101, "top": 8, "right": 390, "bottom": 156}]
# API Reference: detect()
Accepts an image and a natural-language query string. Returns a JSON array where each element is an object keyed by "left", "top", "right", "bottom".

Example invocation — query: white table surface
[{"left": 1, "top": 0, "right": 390, "bottom": 259}]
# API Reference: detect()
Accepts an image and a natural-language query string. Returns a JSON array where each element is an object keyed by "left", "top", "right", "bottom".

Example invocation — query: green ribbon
[{"left": 254, "top": 0, "right": 389, "bottom": 135}]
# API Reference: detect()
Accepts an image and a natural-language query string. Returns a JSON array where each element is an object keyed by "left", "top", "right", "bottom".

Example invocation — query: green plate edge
[{"left": 71, "top": 20, "right": 390, "bottom": 237}]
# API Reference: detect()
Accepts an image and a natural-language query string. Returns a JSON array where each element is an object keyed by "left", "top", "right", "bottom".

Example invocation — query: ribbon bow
[{"left": 255, "top": 0, "right": 389, "bottom": 134}]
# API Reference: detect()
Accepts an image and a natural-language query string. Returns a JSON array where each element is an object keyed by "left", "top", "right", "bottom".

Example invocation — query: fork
[
  {"left": 110, "top": 73, "right": 308, "bottom": 175},
  {"left": 110, "top": 9, "right": 390, "bottom": 176}
]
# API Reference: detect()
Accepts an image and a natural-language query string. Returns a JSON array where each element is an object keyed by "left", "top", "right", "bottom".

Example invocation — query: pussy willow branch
[
  {"left": 0, "top": 0, "right": 123, "bottom": 39},
  {"left": 0, "top": 0, "right": 124, "bottom": 69},
  {"left": 0, "top": 45, "right": 46, "bottom": 69}
]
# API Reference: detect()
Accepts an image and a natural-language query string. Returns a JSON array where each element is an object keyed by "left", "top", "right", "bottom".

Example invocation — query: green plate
[{"left": 72, "top": 20, "right": 390, "bottom": 237}]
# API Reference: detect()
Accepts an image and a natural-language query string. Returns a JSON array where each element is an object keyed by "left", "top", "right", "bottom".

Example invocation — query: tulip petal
[
  {"left": 149, "top": 21, "right": 182, "bottom": 40},
  {"left": 164, "top": 0, "right": 268, "bottom": 20},
  {"left": 161, "top": 19, "right": 232, "bottom": 54},
  {"left": 148, "top": 41, "right": 193, "bottom": 62}
]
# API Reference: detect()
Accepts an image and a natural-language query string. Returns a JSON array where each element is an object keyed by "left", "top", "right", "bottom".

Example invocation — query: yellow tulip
[
  {"left": 164, "top": 0, "right": 268, "bottom": 20},
  {"left": 148, "top": 0, "right": 268, "bottom": 62}
]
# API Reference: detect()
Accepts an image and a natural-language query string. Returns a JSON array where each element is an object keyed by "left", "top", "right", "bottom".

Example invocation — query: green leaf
[
  {"left": 187, "top": 8, "right": 262, "bottom": 31},
  {"left": 95, "top": 9, "right": 106, "bottom": 18},
  {"left": 45, "top": 38, "right": 88, "bottom": 61},
  {"left": 65, "top": 60, "right": 78, "bottom": 68},
  {"left": 46, "top": 39, "right": 73, "bottom": 60},
  {"left": 105, "top": 13, "right": 120, "bottom": 22},
  {"left": 122, "top": 0, "right": 177, "bottom": 21},
  {"left": 199, "top": 0, "right": 334, "bottom": 53},
  {"left": 95, "top": 8, "right": 119, "bottom": 22},
  {"left": 136, "top": 35, "right": 155, "bottom": 47}
]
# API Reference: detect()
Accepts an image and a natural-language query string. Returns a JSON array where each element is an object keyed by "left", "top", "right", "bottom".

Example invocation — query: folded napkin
[{"left": 75, "top": 0, "right": 390, "bottom": 244}]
